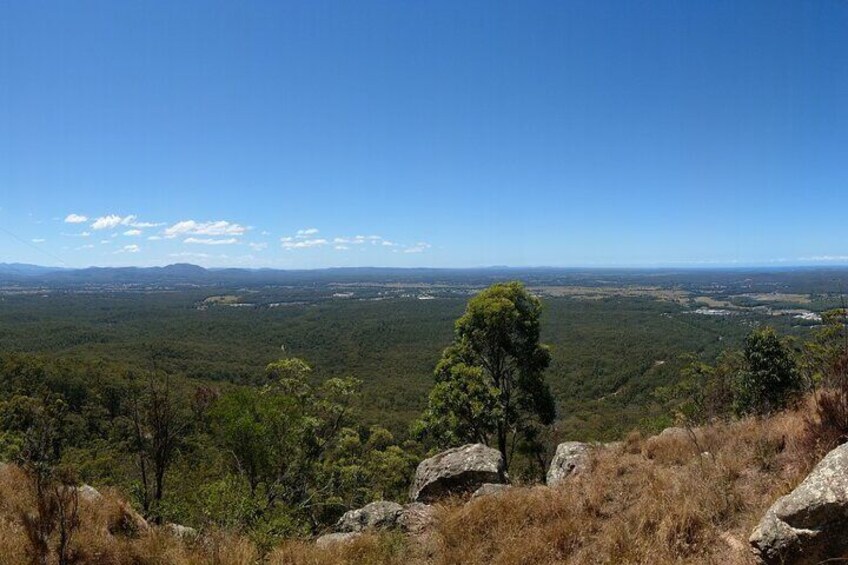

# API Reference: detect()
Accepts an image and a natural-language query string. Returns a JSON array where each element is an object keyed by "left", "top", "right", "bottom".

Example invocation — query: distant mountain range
[
  {"left": 3, "top": 262, "right": 848, "bottom": 291},
  {"left": 0, "top": 262, "right": 555, "bottom": 286}
]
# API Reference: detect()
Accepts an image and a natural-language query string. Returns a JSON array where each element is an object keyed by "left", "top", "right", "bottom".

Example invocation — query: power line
[{"left": 0, "top": 224, "right": 68, "bottom": 266}]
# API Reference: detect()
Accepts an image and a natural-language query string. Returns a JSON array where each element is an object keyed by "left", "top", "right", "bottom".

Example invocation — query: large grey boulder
[
  {"left": 335, "top": 500, "right": 403, "bottom": 533},
  {"left": 750, "top": 442, "right": 848, "bottom": 564},
  {"left": 547, "top": 441, "right": 591, "bottom": 486},
  {"left": 409, "top": 443, "right": 507, "bottom": 502}
]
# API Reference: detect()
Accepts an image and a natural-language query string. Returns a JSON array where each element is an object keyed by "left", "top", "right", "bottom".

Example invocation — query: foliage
[
  {"left": 655, "top": 350, "right": 742, "bottom": 425},
  {"left": 418, "top": 282, "right": 555, "bottom": 470},
  {"left": 127, "top": 373, "right": 188, "bottom": 524},
  {"left": 802, "top": 310, "right": 848, "bottom": 453},
  {"left": 734, "top": 326, "right": 802, "bottom": 416},
  {"left": 210, "top": 358, "right": 418, "bottom": 541},
  {"left": 14, "top": 394, "right": 80, "bottom": 565}
]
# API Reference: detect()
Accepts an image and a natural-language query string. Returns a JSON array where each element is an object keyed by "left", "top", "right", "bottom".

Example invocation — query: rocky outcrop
[
  {"left": 335, "top": 501, "right": 403, "bottom": 533},
  {"left": 547, "top": 442, "right": 590, "bottom": 486},
  {"left": 316, "top": 532, "right": 361, "bottom": 548},
  {"left": 750, "top": 442, "right": 848, "bottom": 564},
  {"left": 471, "top": 483, "right": 511, "bottom": 499},
  {"left": 409, "top": 444, "right": 507, "bottom": 503}
]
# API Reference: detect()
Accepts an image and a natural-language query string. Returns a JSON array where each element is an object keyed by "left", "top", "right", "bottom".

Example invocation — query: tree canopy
[{"left": 418, "top": 282, "right": 555, "bottom": 469}]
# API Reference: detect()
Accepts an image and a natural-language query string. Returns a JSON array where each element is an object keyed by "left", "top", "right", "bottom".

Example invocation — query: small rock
[
  {"left": 547, "top": 442, "right": 591, "bottom": 486},
  {"left": 166, "top": 523, "right": 197, "bottom": 538},
  {"left": 335, "top": 501, "right": 403, "bottom": 533},
  {"left": 409, "top": 444, "right": 507, "bottom": 503},
  {"left": 660, "top": 426, "right": 689, "bottom": 439},
  {"left": 398, "top": 503, "right": 436, "bottom": 534},
  {"left": 604, "top": 441, "right": 624, "bottom": 452},
  {"left": 77, "top": 484, "right": 103, "bottom": 503},
  {"left": 316, "top": 532, "right": 361, "bottom": 549},
  {"left": 471, "top": 483, "right": 511, "bottom": 499}
]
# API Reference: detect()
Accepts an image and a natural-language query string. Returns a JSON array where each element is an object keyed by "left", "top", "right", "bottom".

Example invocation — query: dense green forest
[{"left": 0, "top": 288, "right": 810, "bottom": 438}]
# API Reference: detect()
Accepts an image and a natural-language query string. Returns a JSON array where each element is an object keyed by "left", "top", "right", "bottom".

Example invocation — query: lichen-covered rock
[
  {"left": 750, "top": 442, "right": 848, "bottom": 564},
  {"left": 471, "top": 483, "right": 511, "bottom": 499},
  {"left": 316, "top": 532, "right": 361, "bottom": 548},
  {"left": 398, "top": 503, "right": 436, "bottom": 534},
  {"left": 410, "top": 444, "right": 507, "bottom": 502},
  {"left": 335, "top": 500, "right": 403, "bottom": 532},
  {"left": 547, "top": 441, "right": 590, "bottom": 486}
]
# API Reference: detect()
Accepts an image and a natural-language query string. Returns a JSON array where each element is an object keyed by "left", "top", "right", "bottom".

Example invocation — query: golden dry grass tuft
[{"left": 0, "top": 400, "right": 821, "bottom": 564}]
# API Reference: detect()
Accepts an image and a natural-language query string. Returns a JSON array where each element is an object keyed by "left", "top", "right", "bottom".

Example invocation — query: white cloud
[
  {"left": 147, "top": 235, "right": 162, "bottom": 241},
  {"left": 164, "top": 220, "right": 247, "bottom": 238},
  {"left": 100, "top": 240, "right": 110, "bottom": 244},
  {"left": 116, "top": 244, "right": 140, "bottom": 254},
  {"left": 248, "top": 242, "right": 268, "bottom": 251},
  {"left": 64, "top": 214, "right": 88, "bottom": 223},
  {"left": 126, "top": 220, "right": 162, "bottom": 228},
  {"left": 91, "top": 215, "right": 125, "bottom": 230},
  {"left": 77, "top": 244, "right": 94, "bottom": 250},
  {"left": 282, "top": 238, "right": 328, "bottom": 249},
  {"left": 31, "top": 238, "right": 46, "bottom": 243},
  {"left": 281, "top": 230, "right": 428, "bottom": 254},
  {"left": 334, "top": 235, "right": 380, "bottom": 245},
  {"left": 184, "top": 237, "right": 239, "bottom": 245},
  {"left": 123, "top": 229, "right": 142, "bottom": 236},
  {"left": 403, "top": 242, "right": 432, "bottom": 253}
]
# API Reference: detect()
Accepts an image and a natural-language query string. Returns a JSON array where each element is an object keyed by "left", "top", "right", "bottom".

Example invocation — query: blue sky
[{"left": 2, "top": 1, "right": 847, "bottom": 269}]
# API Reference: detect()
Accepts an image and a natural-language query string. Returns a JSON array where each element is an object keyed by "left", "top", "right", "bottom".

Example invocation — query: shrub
[{"left": 734, "top": 327, "right": 801, "bottom": 416}]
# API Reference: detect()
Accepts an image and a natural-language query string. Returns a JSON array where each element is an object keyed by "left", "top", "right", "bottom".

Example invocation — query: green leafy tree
[
  {"left": 735, "top": 326, "right": 801, "bottom": 415},
  {"left": 418, "top": 282, "right": 555, "bottom": 468},
  {"left": 211, "top": 358, "right": 363, "bottom": 536}
]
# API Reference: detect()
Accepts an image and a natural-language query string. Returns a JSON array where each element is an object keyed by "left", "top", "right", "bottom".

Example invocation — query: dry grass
[
  {"left": 429, "top": 406, "right": 814, "bottom": 565},
  {"left": 0, "top": 401, "right": 820, "bottom": 564}
]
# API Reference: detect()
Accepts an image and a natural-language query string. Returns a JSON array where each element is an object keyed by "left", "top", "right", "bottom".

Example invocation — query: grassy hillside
[{"left": 0, "top": 396, "right": 820, "bottom": 564}]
